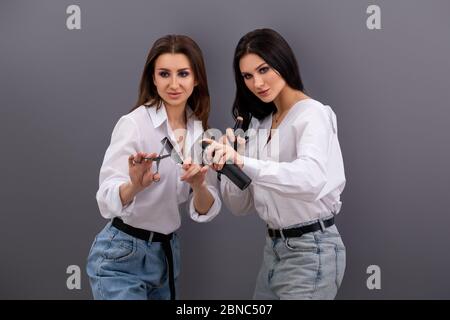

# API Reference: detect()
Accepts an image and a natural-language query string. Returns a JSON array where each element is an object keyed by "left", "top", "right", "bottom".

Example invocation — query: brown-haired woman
[{"left": 86, "top": 35, "right": 221, "bottom": 300}]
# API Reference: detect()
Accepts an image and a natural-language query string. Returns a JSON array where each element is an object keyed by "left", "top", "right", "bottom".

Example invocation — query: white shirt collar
[
  {"left": 146, "top": 102, "right": 167, "bottom": 128},
  {"left": 146, "top": 102, "right": 195, "bottom": 129}
]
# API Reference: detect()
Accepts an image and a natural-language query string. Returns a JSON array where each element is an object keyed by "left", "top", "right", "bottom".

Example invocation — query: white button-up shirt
[
  {"left": 96, "top": 104, "right": 221, "bottom": 234},
  {"left": 220, "top": 98, "right": 345, "bottom": 229}
]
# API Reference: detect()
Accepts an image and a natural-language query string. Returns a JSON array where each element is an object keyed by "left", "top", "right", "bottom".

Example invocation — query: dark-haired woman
[
  {"left": 205, "top": 28, "right": 346, "bottom": 299},
  {"left": 86, "top": 35, "right": 221, "bottom": 300}
]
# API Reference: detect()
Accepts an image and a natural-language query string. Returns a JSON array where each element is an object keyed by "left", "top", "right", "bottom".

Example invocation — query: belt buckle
[{"left": 280, "top": 228, "right": 297, "bottom": 251}]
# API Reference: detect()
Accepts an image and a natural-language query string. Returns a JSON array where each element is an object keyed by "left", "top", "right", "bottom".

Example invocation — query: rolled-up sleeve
[
  {"left": 96, "top": 116, "right": 140, "bottom": 219},
  {"left": 241, "top": 107, "right": 332, "bottom": 201},
  {"left": 188, "top": 168, "right": 222, "bottom": 222}
]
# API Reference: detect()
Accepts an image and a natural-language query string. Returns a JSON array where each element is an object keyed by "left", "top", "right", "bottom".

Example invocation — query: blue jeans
[
  {"left": 253, "top": 222, "right": 346, "bottom": 300},
  {"left": 86, "top": 222, "right": 180, "bottom": 300}
]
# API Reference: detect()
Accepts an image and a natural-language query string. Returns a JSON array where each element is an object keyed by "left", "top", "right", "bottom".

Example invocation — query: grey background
[{"left": 1, "top": 0, "right": 449, "bottom": 299}]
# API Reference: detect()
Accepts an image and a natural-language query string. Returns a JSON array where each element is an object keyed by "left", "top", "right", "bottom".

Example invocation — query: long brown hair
[{"left": 131, "top": 35, "right": 210, "bottom": 130}]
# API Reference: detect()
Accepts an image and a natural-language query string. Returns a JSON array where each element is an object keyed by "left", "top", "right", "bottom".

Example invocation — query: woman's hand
[
  {"left": 181, "top": 157, "right": 215, "bottom": 215},
  {"left": 203, "top": 128, "right": 246, "bottom": 171},
  {"left": 180, "top": 157, "right": 209, "bottom": 190},
  {"left": 128, "top": 152, "right": 161, "bottom": 192}
]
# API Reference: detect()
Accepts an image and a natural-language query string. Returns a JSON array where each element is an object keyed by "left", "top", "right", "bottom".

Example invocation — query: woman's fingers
[
  {"left": 202, "top": 140, "right": 230, "bottom": 171},
  {"left": 202, "top": 138, "right": 213, "bottom": 145},
  {"left": 144, "top": 152, "right": 158, "bottom": 182},
  {"left": 182, "top": 156, "right": 192, "bottom": 170},
  {"left": 181, "top": 164, "right": 200, "bottom": 181},
  {"left": 235, "top": 136, "right": 246, "bottom": 159},
  {"left": 135, "top": 152, "right": 144, "bottom": 164},
  {"left": 204, "top": 142, "right": 216, "bottom": 164},
  {"left": 146, "top": 152, "right": 158, "bottom": 159},
  {"left": 213, "top": 148, "right": 225, "bottom": 165},
  {"left": 143, "top": 152, "right": 157, "bottom": 167},
  {"left": 128, "top": 154, "right": 135, "bottom": 167},
  {"left": 218, "top": 134, "right": 228, "bottom": 145},
  {"left": 129, "top": 151, "right": 160, "bottom": 187},
  {"left": 236, "top": 136, "right": 246, "bottom": 146},
  {"left": 226, "top": 128, "right": 235, "bottom": 144},
  {"left": 198, "top": 165, "right": 209, "bottom": 179},
  {"left": 215, "top": 153, "right": 228, "bottom": 171},
  {"left": 142, "top": 169, "right": 154, "bottom": 182}
]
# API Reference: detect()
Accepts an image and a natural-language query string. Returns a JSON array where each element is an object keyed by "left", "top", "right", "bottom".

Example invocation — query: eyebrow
[
  {"left": 157, "top": 68, "right": 191, "bottom": 72},
  {"left": 241, "top": 62, "right": 268, "bottom": 75}
]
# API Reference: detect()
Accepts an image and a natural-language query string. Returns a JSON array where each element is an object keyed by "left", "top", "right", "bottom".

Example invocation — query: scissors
[{"left": 139, "top": 137, "right": 183, "bottom": 174}]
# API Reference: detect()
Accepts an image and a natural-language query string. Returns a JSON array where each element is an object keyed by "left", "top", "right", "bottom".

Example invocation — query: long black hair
[{"left": 232, "top": 28, "right": 305, "bottom": 130}]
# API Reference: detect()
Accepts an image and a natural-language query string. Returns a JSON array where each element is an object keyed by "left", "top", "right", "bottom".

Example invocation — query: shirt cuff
[
  {"left": 189, "top": 186, "right": 221, "bottom": 223},
  {"left": 241, "top": 156, "right": 262, "bottom": 181},
  {"left": 113, "top": 182, "right": 136, "bottom": 217}
]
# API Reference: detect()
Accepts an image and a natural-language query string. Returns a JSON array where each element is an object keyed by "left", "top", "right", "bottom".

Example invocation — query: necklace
[{"left": 273, "top": 110, "right": 287, "bottom": 126}]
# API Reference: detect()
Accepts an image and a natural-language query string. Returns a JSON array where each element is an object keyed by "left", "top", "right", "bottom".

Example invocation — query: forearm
[
  {"left": 241, "top": 156, "right": 328, "bottom": 199},
  {"left": 192, "top": 183, "right": 214, "bottom": 215},
  {"left": 119, "top": 182, "right": 141, "bottom": 206}
]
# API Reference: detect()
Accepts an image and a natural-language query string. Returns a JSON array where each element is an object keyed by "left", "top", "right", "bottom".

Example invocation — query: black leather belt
[
  {"left": 112, "top": 217, "right": 176, "bottom": 300},
  {"left": 268, "top": 216, "right": 335, "bottom": 239},
  {"left": 112, "top": 217, "right": 173, "bottom": 242}
]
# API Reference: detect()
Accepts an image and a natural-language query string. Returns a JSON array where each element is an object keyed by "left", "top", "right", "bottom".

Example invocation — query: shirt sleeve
[
  {"left": 189, "top": 167, "right": 222, "bottom": 222},
  {"left": 95, "top": 116, "right": 140, "bottom": 219},
  {"left": 220, "top": 174, "right": 256, "bottom": 216},
  {"left": 241, "top": 106, "right": 332, "bottom": 202}
]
